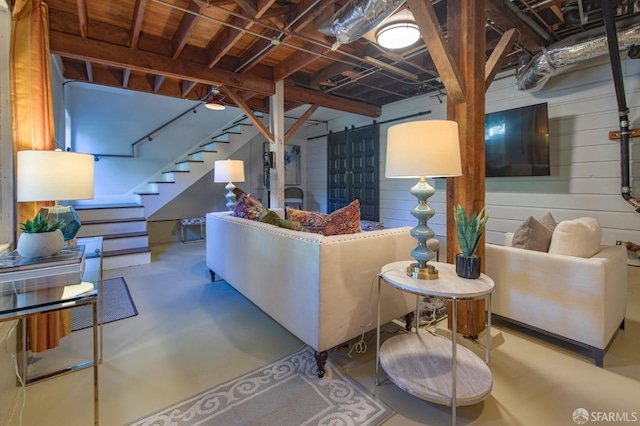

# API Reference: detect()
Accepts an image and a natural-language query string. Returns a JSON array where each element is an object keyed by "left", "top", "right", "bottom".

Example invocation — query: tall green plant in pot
[{"left": 453, "top": 205, "right": 489, "bottom": 279}]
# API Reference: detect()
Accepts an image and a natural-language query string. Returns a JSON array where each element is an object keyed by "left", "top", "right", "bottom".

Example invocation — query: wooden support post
[{"left": 445, "top": 0, "right": 487, "bottom": 337}]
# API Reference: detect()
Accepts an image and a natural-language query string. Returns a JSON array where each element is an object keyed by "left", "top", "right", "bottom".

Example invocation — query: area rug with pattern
[
  {"left": 128, "top": 345, "right": 394, "bottom": 426},
  {"left": 71, "top": 277, "right": 138, "bottom": 331}
]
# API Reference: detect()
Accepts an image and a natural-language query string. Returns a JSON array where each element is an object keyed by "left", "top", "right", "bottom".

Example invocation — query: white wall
[
  {"left": 306, "top": 55, "right": 640, "bottom": 247},
  {"left": 66, "top": 82, "right": 245, "bottom": 203}
]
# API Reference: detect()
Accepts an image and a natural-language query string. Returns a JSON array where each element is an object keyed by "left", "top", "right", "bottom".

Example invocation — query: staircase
[
  {"left": 74, "top": 114, "right": 264, "bottom": 270},
  {"left": 134, "top": 118, "right": 261, "bottom": 218},
  {"left": 75, "top": 204, "right": 151, "bottom": 270}
]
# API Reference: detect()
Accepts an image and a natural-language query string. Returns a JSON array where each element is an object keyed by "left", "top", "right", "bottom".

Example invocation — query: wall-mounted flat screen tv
[{"left": 485, "top": 102, "right": 550, "bottom": 177}]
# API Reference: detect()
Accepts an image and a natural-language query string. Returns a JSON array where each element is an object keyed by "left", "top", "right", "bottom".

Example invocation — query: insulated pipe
[{"left": 602, "top": 0, "right": 640, "bottom": 212}]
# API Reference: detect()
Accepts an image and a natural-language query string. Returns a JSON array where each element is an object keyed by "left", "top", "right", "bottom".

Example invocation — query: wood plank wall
[{"left": 305, "top": 56, "right": 640, "bottom": 247}]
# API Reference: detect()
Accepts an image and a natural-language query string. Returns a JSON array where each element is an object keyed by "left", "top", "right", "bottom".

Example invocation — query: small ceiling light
[
  {"left": 205, "top": 87, "right": 226, "bottom": 110},
  {"left": 376, "top": 22, "right": 421, "bottom": 50},
  {"left": 205, "top": 98, "right": 226, "bottom": 110}
]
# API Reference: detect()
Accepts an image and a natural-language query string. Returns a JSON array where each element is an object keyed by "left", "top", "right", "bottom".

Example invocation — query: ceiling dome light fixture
[{"left": 376, "top": 22, "right": 421, "bottom": 50}]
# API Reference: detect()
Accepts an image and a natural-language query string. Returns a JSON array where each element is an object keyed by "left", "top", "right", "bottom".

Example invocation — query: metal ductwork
[
  {"left": 316, "top": 0, "right": 406, "bottom": 50},
  {"left": 516, "top": 16, "right": 640, "bottom": 92}
]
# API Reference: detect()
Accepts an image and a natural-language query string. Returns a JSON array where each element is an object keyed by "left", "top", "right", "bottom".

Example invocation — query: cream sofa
[
  {"left": 205, "top": 210, "right": 416, "bottom": 377},
  {"left": 485, "top": 221, "right": 627, "bottom": 367}
]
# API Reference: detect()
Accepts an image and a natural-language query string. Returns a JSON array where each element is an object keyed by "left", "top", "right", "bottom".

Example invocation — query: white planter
[{"left": 17, "top": 231, "right": 64, "bottom": 258}]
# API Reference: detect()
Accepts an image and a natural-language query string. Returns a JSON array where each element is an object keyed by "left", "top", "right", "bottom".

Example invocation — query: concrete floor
[{"left": 10, "top": 242, "right": 640, "bottom": 426}]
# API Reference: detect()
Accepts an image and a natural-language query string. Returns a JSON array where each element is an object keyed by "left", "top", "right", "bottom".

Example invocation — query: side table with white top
[{"left": 376, "top": 261, "right": 494, "bottom": 425}]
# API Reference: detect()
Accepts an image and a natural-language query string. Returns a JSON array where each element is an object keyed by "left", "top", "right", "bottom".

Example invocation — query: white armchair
[{"left": 485, "top": 218, "right": 627, "bottom": 367}]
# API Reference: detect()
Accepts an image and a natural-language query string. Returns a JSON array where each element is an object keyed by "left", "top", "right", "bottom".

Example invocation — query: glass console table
[{"left": 0, "top": 236, "right": 103, "bottom": 426}]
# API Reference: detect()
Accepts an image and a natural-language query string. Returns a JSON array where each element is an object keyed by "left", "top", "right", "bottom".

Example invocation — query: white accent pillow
[{"left": 548, "top": 217, "right": 602, "bottom": 258}]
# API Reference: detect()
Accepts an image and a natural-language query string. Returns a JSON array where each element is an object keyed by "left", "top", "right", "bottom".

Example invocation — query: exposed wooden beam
[
  {"left": 285, "top": 83, "right": 380, "bottom": 117},
  {"left": 238, "top": 0, "right": 335, "bottom": 73},
  {"left": 485, "top": 0, "right": 545, "bottom": 52},
  {"left": 284, "top": 104, "right": 318, "bottom": 142},
  {"left": 153, "top": 75, "right": 166, "bottom": 93},
  {"left": 180, "top": 81, "right": 197, "bottom": 98},
  {"left": 309, "top": 44, "right": 379, "bottom": 88},
  {"left": 485, "top": 28, "right": 517, "bottom": 90},
  {"left": 225, "top": 87, "right": 274, "bottom": 142},
  {"left": 123, "top": 68, "right": 131, "bottom": 88},
  {"left": 50, "top": 31, "right": 275, "bottom": 96},
  {"left": 206, "top": 0, "right": 277, "bottom": 68},
  {"left": 364, "top": 56, "right": 419, "bottom": 81},
  {"left": 172, "top": 1, "right": 207, "bottom": 59},
  {"left": 233, "top": 0, "right": 257, "bottom": 15},
  {"left": 85, "top": 61, "right": 93, "bottom": 82},
  {"left": 407, "top": 0, "right": 466, "bottom": 104},
  {"left": 64, "top": 64, "right": 203, "bottom": 100},
  {"left": 76, "top": 0, "right": 88, "bottom": 38},
  {"left": 130, "top": 0, "right": 148, "bottom": 49},
  {"left": 274, "top": 44, "right": 324, "bottom": 81}
]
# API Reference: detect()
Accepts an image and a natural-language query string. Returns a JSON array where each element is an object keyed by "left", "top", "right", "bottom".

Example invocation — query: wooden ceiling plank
[
  {"left": 76, "top": 0, "right": 88, "bottom": 38},
  {"left": 130, "top": 0, "right": 148, "bottom": 49},
  {"left": 50, "top": 31, "right": 275, "bottom": 96},
  {"left": 225, "top": 87, "right": 275, "bottom": 141},
  {"left": 485, "top": 28, "right": 517, "bottom": 90},
  {"left": 407, "top": 0, "right": 466, "bottom": 104},
  {"left": 172, "top": 1, "right": 208, "bottom": 59},
  {"left": 284, "top": 104, "right": 319, "bottom": 142}
]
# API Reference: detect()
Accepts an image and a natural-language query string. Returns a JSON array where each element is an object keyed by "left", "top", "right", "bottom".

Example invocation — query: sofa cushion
[
  {"left": 233, "top": 194, "right": 265, "bottom": 221},
  {"left": 511, "top": 216, "right": 554, "bottom": 252},
  {"left": 548, "top": 217, "right": 602, "bottom": 258},
  {"left": 538, "top": 212, "right": 557, "bottom": 231},
  {"left": 286, "top": 199, "right": 362, "bottom": 236},
  {"left": 259, "top": 208, "right": 303, "bottom": 231}
]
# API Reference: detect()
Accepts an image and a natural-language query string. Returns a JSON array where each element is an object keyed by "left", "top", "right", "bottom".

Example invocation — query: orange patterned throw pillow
[{"left": 286, "top": 199, "right": 361, "bottom": 236}]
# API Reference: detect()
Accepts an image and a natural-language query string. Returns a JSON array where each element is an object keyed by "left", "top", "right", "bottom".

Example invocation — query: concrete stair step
[
  {"left": 75, "top": 204, "right": 145, "bottom": 221},
  {"left": 102, "top": 247, "right": 151, "bottom": 270},
  {"left": 77, "top": 218, "right": 147, "bottom": 237},
  {"left": 102, "top": 232, "right": 149, "bottom": 252}
]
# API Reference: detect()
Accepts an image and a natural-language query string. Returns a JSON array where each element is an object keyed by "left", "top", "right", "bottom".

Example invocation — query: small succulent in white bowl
[{"left": 17, "top": 213, "right": 65, "bottom": 258}]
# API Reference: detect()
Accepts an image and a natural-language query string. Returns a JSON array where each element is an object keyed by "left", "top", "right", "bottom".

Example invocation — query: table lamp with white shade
[
  {"left": 214, "top": 159, "right": 245, "bottom": 211},
  {"left": 386, "top": 120, "right": 462, "bottom": 280},
  {"left": 17, "top": 150, "right": 95, "bottom": 242}
]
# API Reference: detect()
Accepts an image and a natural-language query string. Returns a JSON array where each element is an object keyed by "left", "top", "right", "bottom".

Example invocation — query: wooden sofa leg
[
  {"left": 620, "top": 319, "right": 625, "bottom": 330},
  {"left": 209, "top": 269, "right": 216, "bottom": 282},
  {"left": 315, "top": 351, "right": 328, "bottom": 378},
  {"left": 404, "top": 312, "right": 415, "bottom": 331}
]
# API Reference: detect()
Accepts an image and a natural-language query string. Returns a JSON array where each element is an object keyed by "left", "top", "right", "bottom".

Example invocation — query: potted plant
[
  {"left": 453, "top": 204, "right": 489, "bottom": 279},
  {"left": 17, "top": 212, "right": 65, "bottom": 258}
]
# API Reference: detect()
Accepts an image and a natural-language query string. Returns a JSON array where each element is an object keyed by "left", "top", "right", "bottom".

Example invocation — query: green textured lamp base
[{"left": 406, "top": 263, "right": 439, "bottom": 280}]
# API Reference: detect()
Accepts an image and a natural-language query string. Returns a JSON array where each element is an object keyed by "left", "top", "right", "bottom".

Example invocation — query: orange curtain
[{"left": 10, "top": 0, "right": 71, "bottom": 352}]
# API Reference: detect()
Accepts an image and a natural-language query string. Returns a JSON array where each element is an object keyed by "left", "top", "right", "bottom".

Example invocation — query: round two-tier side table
[{"left": 376, "top": 261, "right": 495, "bottom": 425}]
